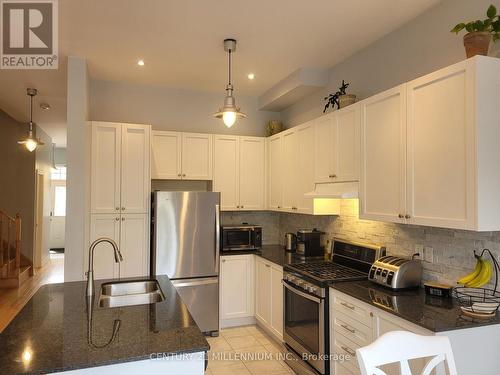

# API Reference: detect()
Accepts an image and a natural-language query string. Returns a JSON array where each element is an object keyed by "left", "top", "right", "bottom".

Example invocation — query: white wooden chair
[{"left": 356, "top": 331, "right": 458, "bottom": 375}]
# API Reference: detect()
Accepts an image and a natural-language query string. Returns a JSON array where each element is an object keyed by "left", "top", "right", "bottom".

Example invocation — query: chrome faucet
[{"left": 86, "top": 238, "right": 123, "bottom": 296}]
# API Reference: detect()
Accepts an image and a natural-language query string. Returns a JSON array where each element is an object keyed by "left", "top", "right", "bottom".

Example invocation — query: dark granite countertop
[
  {"left": 331, "top": 280, "right": 500, "bottom": 332},
  {"left": 0, "top": 275, "right": 209, "bottom": 375},
  {"left": 221, "top": 244, "right": 307, "bottom": 267}
]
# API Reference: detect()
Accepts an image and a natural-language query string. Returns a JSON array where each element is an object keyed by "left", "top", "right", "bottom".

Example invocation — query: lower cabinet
[
  {"left": 220, "top": 255, "right": 255, "bottom": 326},
  {"left": 255, "top": 256, "right": 283, "bottom": 339},
  {"left": 219, "top": 255, "right": 283, "bottom": 340},
  {"left": 89, "top": 213, "right": 149, "bottom": 280},
  {"left": 330, "top": 289, "right": 431, "bottom": 375}
]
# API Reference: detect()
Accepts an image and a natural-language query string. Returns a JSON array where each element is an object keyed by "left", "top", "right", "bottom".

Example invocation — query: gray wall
[
  {"left": 90, "top": 80, "right": 280, "bottom": 136},
  {"left": 282, "top": 0, "right": 500, "bottom": 126},
  {"left": 0, "top": 110, "right": 35, "bottom": 262}
]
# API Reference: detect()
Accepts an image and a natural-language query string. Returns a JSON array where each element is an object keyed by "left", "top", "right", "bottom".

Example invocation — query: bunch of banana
[{"left": 457, "top": 254, "right": 493, "bottom": 288}]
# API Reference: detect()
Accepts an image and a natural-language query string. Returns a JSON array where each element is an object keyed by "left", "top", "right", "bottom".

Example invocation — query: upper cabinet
[
  {"left": 267, "top": 123, "right": 314, "bottom": 214},
  {"left": 360, "top": 85, "right": 407, "bottom": 224},
  {"left": 267, "top": 134, "right": 283, "bottom": 210},
  {"left": 213, "top": 135, "right": 265, "bottom": 211},
  {"left": 315, "top": 104, "right": 360, "bottom": 183},
  {"left": 360, "top": 56, "right": 500, "bottom": 231},
  {"left": 91, "top": 122, "right": 151, "bottom": 214},
  {"left": 151, "top": 131, "right": 212, "bottom": 180}
]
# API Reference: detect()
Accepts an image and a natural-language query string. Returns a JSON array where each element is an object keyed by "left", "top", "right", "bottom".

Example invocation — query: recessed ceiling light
[
  {"left": 247, "top": 73, "right": 255, "bottom": 80},
  {"left": 137, "top": 60, "right": 145, "bottom": 66},
  {"left": 40, "top": 103, "right": 51, "bottom": 110}
]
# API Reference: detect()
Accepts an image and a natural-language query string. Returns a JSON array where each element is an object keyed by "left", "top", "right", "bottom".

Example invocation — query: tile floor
[{"left": 206, "top": 325, "right": 295, "bottom": 375}]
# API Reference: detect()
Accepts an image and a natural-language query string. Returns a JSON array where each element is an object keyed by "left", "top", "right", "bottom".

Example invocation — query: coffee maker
[{"left": 296, "top": 229, "right": 325, "bottom": 258}]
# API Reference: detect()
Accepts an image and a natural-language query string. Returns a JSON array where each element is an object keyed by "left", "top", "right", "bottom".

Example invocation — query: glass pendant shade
[{"left": 18, "top": 88, "right": 44, "bottom": 152}]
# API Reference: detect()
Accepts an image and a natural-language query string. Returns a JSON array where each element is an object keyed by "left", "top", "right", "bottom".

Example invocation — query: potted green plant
[{"left": 451, "top": 4, "right": 500, "bottom": 58}]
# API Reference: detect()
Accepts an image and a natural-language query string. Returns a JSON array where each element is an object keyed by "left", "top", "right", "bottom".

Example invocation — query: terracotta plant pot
[
  {"left": 338, "top": 94, "right": 356, "bottom": 109},
  {"left": 463, "top": 32, "right": 491, "bottom": 58}
]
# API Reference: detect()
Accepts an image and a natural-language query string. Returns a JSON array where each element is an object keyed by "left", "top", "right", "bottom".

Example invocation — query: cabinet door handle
[
  {"left": 182, "top": 174, "right": 186, "bottom": 177},
  {"left": 341, "top": 346, "right": 356, "bottom": 357},
  {"left": 332, "top": 174, "right": 337, "bottom": 178},
  {"left": 241, "top": 205, "right": 244, "bottom": 209},
  {"left": 221, "top": 259, "right": 226, "bottom": 263},
  {"left": 121, "top": 207, "right": 125, "bottom": 211},
  {"left": 277, "top": 206, "right": 281, "bottom": 209},
  {"left": 341, "top": 324, "right": 355, "bottom": 334},
  {"left": 178, "top": 173, "right": 182, "bottom": 177},
  {"left": 265, "top": 264, "right": 271, "bottom": 268},
  {"left": 115, "top": 207, "right": 120, "bottom": 211},
  {"left": 398, "top": 214, "right": 404, "bottom": 219},
  {"left": 405, "top": 214, "right": 411, "bottom": 219},
  {"left": 121, "top": 217, "right": 125, "bottom": 221},
  {"left": 115, "top": 217, "right": 120, "bottom": 221},
  {"left": 340, "top": 301, "right": 355, "bottom": 310}
]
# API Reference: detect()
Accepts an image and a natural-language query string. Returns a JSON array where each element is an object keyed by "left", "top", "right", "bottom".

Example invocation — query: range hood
[{"left": 304, "top": 182, "right": 359, "bottom": 199}]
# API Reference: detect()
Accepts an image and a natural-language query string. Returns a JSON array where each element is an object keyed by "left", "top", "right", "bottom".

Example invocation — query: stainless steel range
[{"left": 283, "top": 239, "right": 385, "bottom": 375}]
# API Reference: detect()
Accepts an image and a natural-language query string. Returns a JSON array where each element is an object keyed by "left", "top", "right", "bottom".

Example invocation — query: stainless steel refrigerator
[{"left": 151, "top": 191, "right": 220, "bottom": 335}]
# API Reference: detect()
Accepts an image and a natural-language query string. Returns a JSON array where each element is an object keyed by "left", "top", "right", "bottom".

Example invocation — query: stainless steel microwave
[{"left": 221, "top": 225, "right": 262, "bottom": 252}]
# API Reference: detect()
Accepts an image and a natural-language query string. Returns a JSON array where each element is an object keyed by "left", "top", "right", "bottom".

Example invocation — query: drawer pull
[
  {"left": 341, "top": 345, "right": 356, "bottom": 357},
  {"left": 265, "top": 264, "right": 271, "bottom": 268},
  {"left": 341, "top": 324, "right": 355, "bottom": 334},
  {"left": 340, "top": 301, "right": 355, "bottom": 310}
]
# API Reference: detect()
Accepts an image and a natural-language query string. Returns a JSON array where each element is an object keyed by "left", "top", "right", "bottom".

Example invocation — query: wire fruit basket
[{"left": 453, "top": 249, "right": 500, "bottom": 318}]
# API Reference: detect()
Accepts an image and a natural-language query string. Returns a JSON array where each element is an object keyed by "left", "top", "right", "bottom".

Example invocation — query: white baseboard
[{"left": 221, "top": 316, "right": 256, "bottom": 329}]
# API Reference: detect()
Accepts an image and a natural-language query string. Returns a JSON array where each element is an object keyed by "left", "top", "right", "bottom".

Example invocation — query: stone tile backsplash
[
  {"left": 222, "top": 201, "right": 500, "bottom": 286},
  {"left": 278, "top": 199, "right": 500, "bottom": 286}
]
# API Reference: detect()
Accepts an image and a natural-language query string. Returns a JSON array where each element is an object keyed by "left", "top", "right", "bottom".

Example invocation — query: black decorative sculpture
[{"left": 323, "top": 80, "right": 350, "bottom": 113}]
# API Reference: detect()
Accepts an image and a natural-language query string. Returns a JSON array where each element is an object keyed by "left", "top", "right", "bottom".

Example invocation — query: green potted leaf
[{"left": 451, "top": 4, "right": 500, "bottom": 58}]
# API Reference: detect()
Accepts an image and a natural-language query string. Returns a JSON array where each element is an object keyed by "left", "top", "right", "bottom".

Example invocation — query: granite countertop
[
  {"left": 332, "top": 280, "right": 500, "bottom": 332},
  {"left": 0, "top": 275, "right": 209, "bottom": 375},
  {"left": 221, "top": 244, "right": 307, "bottom": 267}
]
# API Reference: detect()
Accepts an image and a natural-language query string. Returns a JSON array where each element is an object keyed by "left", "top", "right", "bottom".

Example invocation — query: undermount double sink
[{"left": 98, "top": 279, "right": 165, "bottom": 308}]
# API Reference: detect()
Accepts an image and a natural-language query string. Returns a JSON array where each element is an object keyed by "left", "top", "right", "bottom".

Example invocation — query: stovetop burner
[{"left": 286, "top": 261, "right": 368, "bottom": 284}]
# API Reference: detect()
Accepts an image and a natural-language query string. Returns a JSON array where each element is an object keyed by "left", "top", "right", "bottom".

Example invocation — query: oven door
[
  {"left": 283, "top": 281, "right": 326, "bottom": 374},
  {"left": 222, "top": 228, "right": 254, "bottom": 250}
]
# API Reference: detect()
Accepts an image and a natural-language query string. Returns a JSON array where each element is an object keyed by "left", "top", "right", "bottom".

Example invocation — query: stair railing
[{"left": 0, "top": 211, "right": 21, "bottom": 278}]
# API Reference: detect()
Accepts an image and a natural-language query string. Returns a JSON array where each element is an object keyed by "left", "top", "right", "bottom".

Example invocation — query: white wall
[
  {"left": 65, "top": 57, "right": 90, "bottom": 282},
  {"left": 282, "top": 0, "right": 500, "bottom": 126},
  {"left": 90, "top": 80, "right": 280, "bottom": 136}
]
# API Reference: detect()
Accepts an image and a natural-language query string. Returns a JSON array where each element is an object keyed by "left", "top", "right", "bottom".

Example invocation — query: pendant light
[
  {"left": 213, "top": 38, "right": 247, "bottom": 128},
  {"left": 18, "top": 88, "right": 44, "bottom": 152}
]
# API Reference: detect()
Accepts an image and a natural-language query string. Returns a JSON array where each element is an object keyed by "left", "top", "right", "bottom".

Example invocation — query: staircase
[{"left": 0, "top": 211, "right": 32, "bottom": 288}]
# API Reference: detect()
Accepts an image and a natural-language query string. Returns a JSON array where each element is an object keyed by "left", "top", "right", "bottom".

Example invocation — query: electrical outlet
[
  {"left": 415, "top": 244, "right": 424, "bottom": 257},
  {"left": 424, "top": 246, "right": 434, "bottom": 263}
]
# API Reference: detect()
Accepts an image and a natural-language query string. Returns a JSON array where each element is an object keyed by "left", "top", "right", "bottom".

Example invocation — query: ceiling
[{"left": 0, "top": 0, "right": 441, "bottom": 146}]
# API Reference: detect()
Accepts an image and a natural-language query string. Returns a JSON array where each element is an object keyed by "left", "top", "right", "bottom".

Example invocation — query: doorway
[
  {"left": 34, "top": 171, "right": 44, "bottom": 269},
  {"left": 49, "top": 180, "right": 66, "bottom": 251}
]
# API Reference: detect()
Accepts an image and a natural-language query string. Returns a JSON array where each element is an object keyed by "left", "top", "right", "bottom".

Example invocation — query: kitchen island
[{"left": 0, "top": 275, "right": 209, "bottom": 374}]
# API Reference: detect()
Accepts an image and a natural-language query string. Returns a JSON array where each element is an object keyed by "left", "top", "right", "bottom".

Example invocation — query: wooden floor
[{"left": 0, "top": 253, "right": 64, "bottom": 332}]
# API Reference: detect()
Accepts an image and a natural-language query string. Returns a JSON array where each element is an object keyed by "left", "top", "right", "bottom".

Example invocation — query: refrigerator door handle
[{"left": 215, "top": 204, "right": 220, "bottom": 273}]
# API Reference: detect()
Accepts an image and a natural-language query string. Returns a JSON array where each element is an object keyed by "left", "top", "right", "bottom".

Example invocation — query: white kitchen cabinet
[
  {"left": 267, "top": 134, "right": 283, "bottom": 210},
  {"left": 91, "top": 122, "right": 151, "bottom": 215},
  {"left": 213, "top": 135, "right": 239, "bottom": 210},
  {"left": 255, "top": 256, "right": 283, "bottom": 340},
  {"left": 121, "top": 124, "right": 151, "bottom": 214},
  {"left": 220, "top": 255, "right": 255, "bottom": 326},
  {"left": 213, "top": 136, "right": 265, "bottom": 211},
  {"left": 360, "top": 56, "right": 500, "bottom": 231},
  {"left": 359, "top": 85, "right": 407, "bottom": 224},
  {"left": 270, "top": 265, "right": 283, "bottom": 338},
  {"left": 151, "top": 131, "right": 182, "bottom": 179},
  {"left": 119, "top": 214, "right": 149, "bottom": 278},
  {"left": 405, "top": 61, "right": 472, "bottom": 230},
  {"left": 315, "top": 105, "right": 360, "bottom": 184},
  {"left": 296, "top": 122, "right": 315, "bottom": 214},
  {"left": 255, "top": 257, "right": 272, "bottom": 327},
  {"left": 89, "top": 214, "right": 121, "bottom": 280},
  {"left": 89, "top": 121, "right": 151, "bottom": 280},
  {"left": 182, "top": 133, "right": 213, "bottom": 180},
  {"left": 239, "top": 137, "right": 266, "bottom": 210},
  {"left": 278, "top": 123, "right": 314, "bottom": 214},
  {"left": 91, "top": 122, "right": 122, "bottom": 214},
  {"left": 151, "top": 131, "right": 212, "bottom": 180}
]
